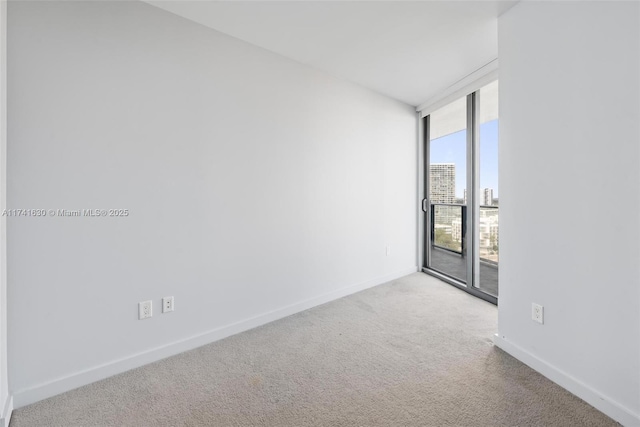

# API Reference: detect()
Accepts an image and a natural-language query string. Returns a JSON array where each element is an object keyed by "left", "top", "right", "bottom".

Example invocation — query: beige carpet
[{"left": 10, "top": 273, "right": 616, "bottom": 426}]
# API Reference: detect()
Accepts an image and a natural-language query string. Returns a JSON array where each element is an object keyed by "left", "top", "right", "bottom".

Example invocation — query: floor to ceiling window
[{"left": 422, "top": 80, "right": 498, "bottom": 303}]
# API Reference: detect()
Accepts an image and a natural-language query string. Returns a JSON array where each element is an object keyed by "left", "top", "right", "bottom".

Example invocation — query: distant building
[
  {"left": 451, "top": 218, "right": 462, "bottom": 242},
  {"left": 479, "top": 209, "right": 499, "bottom": 263},
  {"left": 430, "top": 163, "right": 455, "bottom": 204},
  {"left": 482, "top": 188, "right": 494, "bottom": 206},
  {"left": 430, "top": 164, "right": 457, "bottom": 240},
  {"left": 462, "top": 188, "right": 496, "bottom": 206}
]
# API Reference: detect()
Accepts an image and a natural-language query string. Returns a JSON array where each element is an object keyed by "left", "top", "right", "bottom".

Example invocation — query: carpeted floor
[{"left": 10, "top": 273, "right": 616, "bottom": 426}]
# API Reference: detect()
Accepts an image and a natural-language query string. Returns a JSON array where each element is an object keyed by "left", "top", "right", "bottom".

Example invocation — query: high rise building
[
  {"left": 482, "top": 188, "right": 494, "bottom": 206},
  {"left": 430, "top": 163, "right": 456, "bottom": 204}
]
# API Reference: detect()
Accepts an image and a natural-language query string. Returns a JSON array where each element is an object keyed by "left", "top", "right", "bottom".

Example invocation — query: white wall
[
  {"left": 7, "top": 1, "right": 417, "bottom": 406},
  {"left": 0, "top": 0, "right": 10, "bottom": 424},
  {"left": 496, "top": 1, "right": 640, "bottom": 425}
]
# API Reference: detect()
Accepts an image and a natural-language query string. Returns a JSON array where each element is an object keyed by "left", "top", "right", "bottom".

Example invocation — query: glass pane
[
  {"left": 433, "top": 205, "right": 462, "bottom": 253},
  {"left": 428, "top": 96, "right": 467, "bottom": 283},
  {"left": 478, "top": 80, "right": 499, "bottom": 297}
]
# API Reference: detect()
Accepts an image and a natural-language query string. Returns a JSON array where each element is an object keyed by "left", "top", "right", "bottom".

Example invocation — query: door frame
[{"left": 418, "top": 70, "right": 499, "bottom": 306}]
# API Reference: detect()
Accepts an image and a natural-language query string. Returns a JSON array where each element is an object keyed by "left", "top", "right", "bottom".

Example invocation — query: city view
[{"left": 429, "top": 162, "right": 499, "bottom": 264}]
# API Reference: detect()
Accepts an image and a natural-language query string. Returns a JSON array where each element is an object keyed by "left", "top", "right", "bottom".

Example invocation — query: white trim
[
  {"left": 0, "top": 395, "right": 12, "bottom": 427},
  {"left": 0, "top": 1, "right": 8, "bottom": 422},
  {"left": 494, "top": 334, "right": 640, "bottom": 427},
  {"left": 416, "top": 112, "right": 424, "bottom": 270},
  {"left": 417, "top": 59, "right": 498, "bottom": 117},
  {"left": 13, "top": 267, "right": 419, "bottom": 408}
]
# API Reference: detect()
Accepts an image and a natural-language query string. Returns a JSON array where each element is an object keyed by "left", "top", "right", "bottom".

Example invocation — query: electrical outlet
[
  {"left": 162, "top": 296, "right": 174, "bottom": 313},
  {"left": 139, "top": 300, "right": 152, "bottom": 320},
  {"left": 386, "top": 246, "right": 391, "bottom": 256},
  {"left": 532, "top": 303, "right": 544, "bottom": 324}
]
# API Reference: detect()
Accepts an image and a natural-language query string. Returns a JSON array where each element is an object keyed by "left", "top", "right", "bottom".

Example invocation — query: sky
[{"left": 430, "top": 119, "right": 498, "bottom": 198}]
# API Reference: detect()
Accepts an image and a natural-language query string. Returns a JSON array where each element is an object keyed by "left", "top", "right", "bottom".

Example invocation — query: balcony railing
[
  {"left": 430, "top": 203, "right": 499, "bottom": 263},
  {"left": 479, "top": 205, "right": 499, "bottom": 264},
  {"left": 431, "top": 203, "right": 465, "bottom": 254}
]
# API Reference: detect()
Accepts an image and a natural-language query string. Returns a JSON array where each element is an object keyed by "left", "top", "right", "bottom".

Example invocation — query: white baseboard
[
  {"left": 493, "top": 334, "right": 640, "bottom": 427},
  {"left": 13, "top": 267, "right": 418, "bottom": 409},
  {"left": 1, "top": 395, "right": 13, "bottom": 427}
]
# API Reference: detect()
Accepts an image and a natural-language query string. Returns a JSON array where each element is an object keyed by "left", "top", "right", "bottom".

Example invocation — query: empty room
[{"left": 0, "top": 0, "right": 638, "bottom": 426}]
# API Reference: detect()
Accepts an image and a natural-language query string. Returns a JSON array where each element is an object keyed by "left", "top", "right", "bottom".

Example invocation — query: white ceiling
[{"left": 146, "top": 1, "right": 517, "bottom": 106}]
